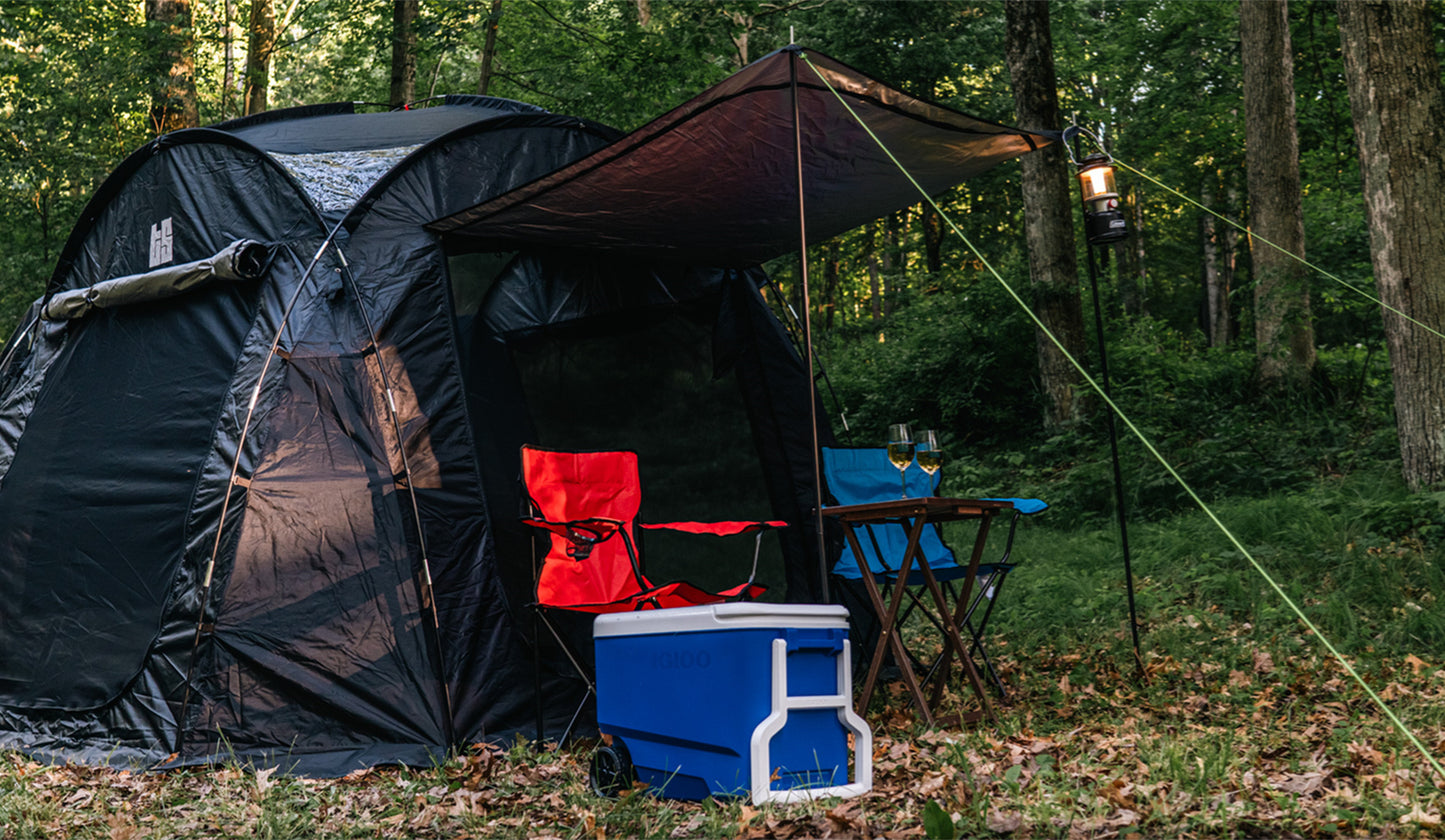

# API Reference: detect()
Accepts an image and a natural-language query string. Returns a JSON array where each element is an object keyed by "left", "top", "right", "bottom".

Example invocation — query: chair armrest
[
  {"left": 639, "top": 520, "right": 787, "bottom": 537},
  {"left": 520, "top": 516, "right": 625, "bottom": 560},
  {"left": 982, "top": 497, "right": 1048, "bottom": 515}
]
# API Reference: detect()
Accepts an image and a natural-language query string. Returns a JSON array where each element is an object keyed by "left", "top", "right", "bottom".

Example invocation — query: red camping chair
[{"left": 521, "top": 445, "right": 784, "bottom": 742}]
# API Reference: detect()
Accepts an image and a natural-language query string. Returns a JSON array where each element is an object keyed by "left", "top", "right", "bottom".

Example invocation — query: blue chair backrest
[{"left": 821, "top": 447, "right": 958, "bottom": 579}]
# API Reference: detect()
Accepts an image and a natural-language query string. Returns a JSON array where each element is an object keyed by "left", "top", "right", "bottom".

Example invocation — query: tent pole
[
  {"left": 172, "top": 229, "right": 346, "bottom": 758},
  {"left": 332, "top": 248, "right": 458, "bottom": 746},
  {"left": 791, "top": 50, "right": 830, "bottom": 603},
  {"left": 1084, "top": 239, "right": 1145, "bottom": 677}
]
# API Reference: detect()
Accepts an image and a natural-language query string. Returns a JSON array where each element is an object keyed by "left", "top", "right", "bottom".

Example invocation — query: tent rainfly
[{"left": 0, "top": 46, "right": 1047, "bottom": 775}]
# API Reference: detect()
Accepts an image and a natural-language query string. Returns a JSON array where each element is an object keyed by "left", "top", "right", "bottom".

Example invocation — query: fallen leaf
[
  {"left": 985, "top": 809, "right": 1023, "bottom": 833},
  {"left": 1106, "top": 809, "right": 1140, "bottom": 827},
  {"left": 1347, "top": 740, "right": 1385, "bottom": 769},
  {"left": 106, "top": 813, "right": 138, "bottom": 840},
  {"left": 255, "top": 766, "right": 277, "bottom": 796},
  {"left": 1398, "top": 805, "right": 1441, "bottom": 827},
  {"left": 737, "top": 804, "right": 759, "bottom": 836},
  {"left": 1271, "top": 771, "right": 1326, "bottom": 795},
  {"left": 918, "top": 772, "right": 946, "bottom": 796},
  {"left": 1102, "top": 777, "right": 1136, "bottom": 809},
  {"left": 1253, "top": 649, "right": 1275, "bottom": 675}
]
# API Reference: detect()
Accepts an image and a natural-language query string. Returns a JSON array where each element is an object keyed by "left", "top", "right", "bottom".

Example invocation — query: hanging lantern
[{"left": 1077, "top": 153, "right": 1129, "bottom": 245}]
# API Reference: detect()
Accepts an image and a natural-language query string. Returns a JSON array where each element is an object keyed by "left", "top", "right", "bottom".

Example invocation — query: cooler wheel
[{"left": 589, "top": 739, "right": 635, "bottom": 797}]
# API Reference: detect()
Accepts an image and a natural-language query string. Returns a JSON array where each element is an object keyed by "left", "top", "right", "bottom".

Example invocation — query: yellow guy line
[
  {"left": 1117, "top": 160, "right": 1445, "bottom": 344},
  {"left": 799, "top": 51, "right": 1445, "bottom": 783}
]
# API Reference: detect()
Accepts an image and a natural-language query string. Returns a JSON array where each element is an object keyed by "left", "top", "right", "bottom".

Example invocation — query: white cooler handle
[{"left": 749, "top": 637, "right": 873, "bottom": 804}]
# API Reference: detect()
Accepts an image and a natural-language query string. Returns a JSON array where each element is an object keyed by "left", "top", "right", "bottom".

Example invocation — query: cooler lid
[{"left": 593, "top": 603, "right": 850, "bottom": 637}]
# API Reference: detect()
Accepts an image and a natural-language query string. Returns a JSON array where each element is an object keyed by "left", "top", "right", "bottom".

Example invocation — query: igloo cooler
[{"left": 591, "top": 603, "right": 872, "bottom": 804}]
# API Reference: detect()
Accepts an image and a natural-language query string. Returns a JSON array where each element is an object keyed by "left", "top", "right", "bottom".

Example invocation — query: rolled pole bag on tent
[{"left": 40, "top": 240, "right": 275, "bottom": 322}]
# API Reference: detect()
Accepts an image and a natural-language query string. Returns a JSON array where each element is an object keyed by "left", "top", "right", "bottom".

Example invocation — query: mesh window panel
[{"left": 511, "top": 309, "right": 784, "bottom": 597}]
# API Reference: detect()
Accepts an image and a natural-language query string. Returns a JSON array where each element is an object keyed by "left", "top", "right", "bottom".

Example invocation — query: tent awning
[{"left": 426, "top": 46, "right": 1056, "bottom": 266}]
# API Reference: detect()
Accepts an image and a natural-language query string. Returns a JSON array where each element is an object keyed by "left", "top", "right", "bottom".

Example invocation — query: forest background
[{"left": 1, "top": 0, "right": 1444, "bottom": 837}]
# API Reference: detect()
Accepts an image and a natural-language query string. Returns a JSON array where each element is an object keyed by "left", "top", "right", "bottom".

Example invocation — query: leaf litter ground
[{"left": 1, "top": 614, "right": 1441, "bottom": 839}]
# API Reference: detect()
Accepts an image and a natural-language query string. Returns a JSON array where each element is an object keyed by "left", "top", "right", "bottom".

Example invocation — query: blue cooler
[{"left": 592, "top": 603, "right": 872, "bottom": 804}]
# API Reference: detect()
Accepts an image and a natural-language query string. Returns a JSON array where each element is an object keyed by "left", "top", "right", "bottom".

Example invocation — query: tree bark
[
  {"left": 1201, "top": 178, "right": 1231, "bottom": 346},
  {"left": 222, "top": 0, "right": 237, "bottom": 119},
  {"left": 882, "top": 212, "right": 902, "bottom": 317},
  {"left": 476, "top": 0, "right": 503, "bottom": 96},
  {"left": 921, "top": 205, "right": 943, "bottom": 274},
  {"left": 1242, "top": 0, "right": 1315, "bottom": 387},
  {"left": 1338, "top": 0, "right": 1445, "bottom": 490},
  {"left": 1005, "top": 0, "right": 1089, "bottom": 427},
  {"left": 822, "top": 241, "right": 840, "bottom": 331},
  {"left": 390, "top": 0, "right": 419, "bottom": 109},
  {"left": 245, "top": 0, "right": 275, "bottom": 115},
  {"left": 1224, "top": 181, "right": 1242, "bottom": 342},
  {"left": 866, "top": 221, "right": 882, "bottom": 323},
  {"left": 145, "top": 0, "right": 199, "bottom": 134},
  {"left": 1115, "top": 183, "right": 1146, "bottom": 317},
  {"left": 728, "top": 11, "right": 752, "bottom": 69}
]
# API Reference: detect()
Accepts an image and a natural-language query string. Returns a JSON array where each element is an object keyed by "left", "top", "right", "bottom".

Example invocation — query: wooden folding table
[{"left": 822, "top": 496, "right": 1015, "bottom": 727}]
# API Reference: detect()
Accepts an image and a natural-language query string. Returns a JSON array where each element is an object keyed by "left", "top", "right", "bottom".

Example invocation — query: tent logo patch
[{"left": 148, "top": 217, "right": 174, "bottom": 267}]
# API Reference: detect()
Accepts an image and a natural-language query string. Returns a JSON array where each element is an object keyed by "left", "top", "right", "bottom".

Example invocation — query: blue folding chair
[{"left": 821, "top": 446, "right": 1046, "bottom": 699}]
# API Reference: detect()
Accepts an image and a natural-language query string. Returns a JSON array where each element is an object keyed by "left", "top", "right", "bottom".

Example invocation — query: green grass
[{"left": 4, "top": 462, "right": 1445, "bottom": 837}]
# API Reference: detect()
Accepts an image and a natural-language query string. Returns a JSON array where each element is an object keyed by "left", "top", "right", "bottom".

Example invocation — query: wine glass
[
  {"left": 886, "top": 423, "right": 914, "bottom": 498},
  {"left": 915, "top": 430, "right": 942, "bottom": 495}
]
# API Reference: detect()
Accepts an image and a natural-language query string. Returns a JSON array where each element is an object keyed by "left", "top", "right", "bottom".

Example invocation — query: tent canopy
[{"left": 428, "top": 46, "right": 1057, "bottom": 266}]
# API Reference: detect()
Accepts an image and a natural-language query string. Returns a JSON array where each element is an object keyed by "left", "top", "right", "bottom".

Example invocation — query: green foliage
[
  {"left": 0, "top": 1, "right": 153, "bottom": 327},
  {"left": 820, "top": 274, "right": 1042, "bottom": 451},
  {"left": 922, "top": 798, "right": 958, "bottom": 839},
  {"left": 928, "top": 316, "right": 1400, "bottom": 527}
]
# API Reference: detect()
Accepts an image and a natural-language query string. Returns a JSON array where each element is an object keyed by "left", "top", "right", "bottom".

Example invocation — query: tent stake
[{"left": 791, "top": 49, "right": 829, "bottom": 603}]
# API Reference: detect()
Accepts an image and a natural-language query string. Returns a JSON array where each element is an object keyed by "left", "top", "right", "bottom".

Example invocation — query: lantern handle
[{"left": 1062, "top": 125, "right": 1111, "bottom": 168}]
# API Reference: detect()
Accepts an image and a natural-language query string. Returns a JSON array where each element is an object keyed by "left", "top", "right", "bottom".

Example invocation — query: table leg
[
  {"left": 847, "top": 522, "right": 934, "bottom": 727},
  {"left": 929, "top": 513, "right": 997, "bottom": 721},
  {"left": 847, "top": 525, "right": 889, "bottom": 713}
]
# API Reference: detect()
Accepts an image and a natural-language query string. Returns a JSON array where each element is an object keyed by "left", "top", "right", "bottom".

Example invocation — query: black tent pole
[
  {"left": 1083, "top": 238, "right": 1145, "bottom": 676},
  {"left": 790, "top": 48, "right": 830, "bottom": 603}
]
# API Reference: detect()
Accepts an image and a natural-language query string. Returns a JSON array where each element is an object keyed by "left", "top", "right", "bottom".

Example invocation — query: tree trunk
[
  {"left": 476, "top": 0, "right": 503, "bottom": 96},
  {"left": 1115, "top": 183, "right": 1145, "bottom": 317},
  {"left": 1201, "top": 178, "right": 1231, "bottom": 346},
  {"left": 921, "top": 205, "right": 943, "bottom": 274},
  {"left": 867, "top": 221, "right": 882, "bottom": 323},
  {"left": 882, "top": 212, "right": 902, "bottom": 317},
  {"left": 634, "top": 0, "right": 652, "bottom": 27},
  {"left": 1338, "top": 0, "right": 1445, "bottom": 490},
  {"left": 146, "top": 0, "right": 199, "bottom": 134},
  {"left": 823, "top": 241, "right": 840, "bottom": 332},
  {"left": 222, "top": 0, "right": 237, "bottom": 119},
  {"left": 1005, "top": 0, "right": 1090, "bottom": 427},
  {"left": 1242, "top": 0, "right": 1315, "bottom": 388},
  {"left": 728, "top": 11, "right": 752, "bottom": 69},
  {"left": 390, "top": 0, "right": 419, "bottom": 109},
  {"left": 1223, "top": 181, "right": 1242, "bottom": 343},
  {"left": 245, "top": 0, "right": 275, "bottom": 115}
]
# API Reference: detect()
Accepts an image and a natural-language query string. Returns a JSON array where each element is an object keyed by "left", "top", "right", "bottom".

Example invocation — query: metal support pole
[
  {"left": 1083, "top": 244, "right": 1144, "bottom": 675},
  {"left": 790, "top": 49, "right": 830, "bottom": 603}
]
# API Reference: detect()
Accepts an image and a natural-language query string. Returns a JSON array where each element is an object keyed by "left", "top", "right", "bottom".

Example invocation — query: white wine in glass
[
  {"left": 916, "top": 430, "right": 942, "bottom": 483},
  {"left": 886, "top": 423, "right": 914, "bottom": 498}
]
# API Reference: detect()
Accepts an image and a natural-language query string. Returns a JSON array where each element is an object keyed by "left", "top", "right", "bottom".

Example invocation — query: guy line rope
[{"left": 800, "top": 50, "right": 1445, "bottom": 783}]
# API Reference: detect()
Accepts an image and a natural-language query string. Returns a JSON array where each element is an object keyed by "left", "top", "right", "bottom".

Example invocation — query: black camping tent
[{"left": 0, "top": 47, "right": 1047, "bottom": 775}]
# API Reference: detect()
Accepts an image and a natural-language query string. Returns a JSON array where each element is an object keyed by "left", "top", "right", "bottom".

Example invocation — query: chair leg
[
  {"left": 533, "top": 608, "right": 598, "bottom": 747},
  {"left": 533, "top": 609, "right": 546, "bottom": 749},
  {"left": 962, "top": 572, "right": 1012, "bottom": 698}
]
